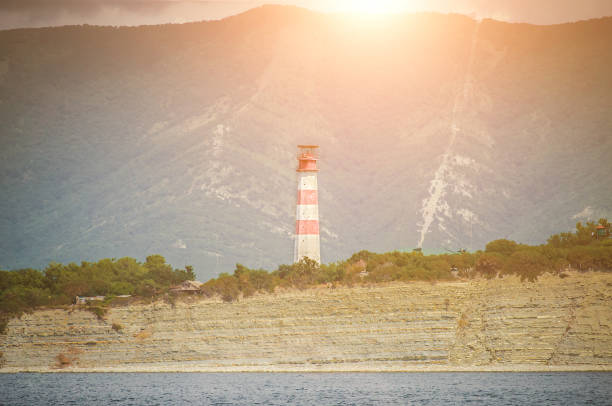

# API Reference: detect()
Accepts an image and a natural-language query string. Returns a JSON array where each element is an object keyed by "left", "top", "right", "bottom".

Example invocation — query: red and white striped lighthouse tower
[{"left": 294, "top": 145, "right": 321, "bottom": 264}]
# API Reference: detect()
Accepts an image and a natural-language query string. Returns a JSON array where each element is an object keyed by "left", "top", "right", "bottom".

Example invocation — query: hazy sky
[{"left": 1, "top": 0, "right": 612, "bottom": 30}]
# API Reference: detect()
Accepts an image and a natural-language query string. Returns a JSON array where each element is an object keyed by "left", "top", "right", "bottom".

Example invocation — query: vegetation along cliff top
[{"left": 1, "top": 218, "right": 611, "bottom": 333}]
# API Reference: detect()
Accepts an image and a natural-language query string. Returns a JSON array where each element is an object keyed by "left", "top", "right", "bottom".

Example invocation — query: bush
[
  {"left": 87, "top": 305, "right": 108, "bottom": 320},
  {"left": 220, "top": 283, "right": 240, "bottom": 303},
  {"left": 366, "top": 263, "right": 400, "bottom": 283},
  {"left": 486, "top": 239, "right": 519, "bottom": 256},
  {"left": 475, "top": 253, "right": 504, "bottom": 279},
  {"left": 0, "top": 316, "right": 9, "bottom": 335},
  {"left": 109, "top": 281, "right": 135, "bottom": 296},
  {"left": 567, "top": 245, "right": 612, "bottom": 271},
  {"left": 503, "top": 250, "right": 551, "bottom": 281},
  {"left": 135, "top": 279, "right": 158, "bottom": 298},
  {"left": 205, "top": 274, "right": 241, "bottom": 302},
  {"left": 0, "top": 219, "right": 610, "bottom": 329},
  {"left": 317, "top": 263, "right": 345, "bottom": 284}
]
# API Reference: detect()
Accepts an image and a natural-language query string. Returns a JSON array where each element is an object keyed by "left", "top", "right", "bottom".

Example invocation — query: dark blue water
[{"left": 1, "top": 372, "right": 610, "bottom": 405}]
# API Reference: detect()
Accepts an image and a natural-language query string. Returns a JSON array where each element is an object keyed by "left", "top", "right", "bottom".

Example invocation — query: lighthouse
[{"left": 294, "top": 145, "right": 321, "bottom": 264}]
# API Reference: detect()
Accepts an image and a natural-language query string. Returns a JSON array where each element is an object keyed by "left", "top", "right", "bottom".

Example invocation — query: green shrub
[
  {"left": 0, "top": 316, "right": 10, "bottom": 335},
  {"left": 135, "top": 279, "right": 158, "bottom": 298},
  {"left": 109, "top": 281, "right": 135, "bottom": 295},
  {"left": 0, "top": 219, "right": 610, "bottom": 328},
  {"left": 220, "top": 283, "right": 240, "bottom": 303},
  {"left": 206, "top": 274, "right": 241, "bottom": 302},
  {"left": 475, "top": 253, "right": 505, "bottom": 279},
  {"left": 87, "top": 305, "right": 108, "bottom": 320},
  {"left": 503, "top": 250, "right": 552, "bottom": 281},
  {"left": 366, "top": 263, "right": 400, "bottom": 283},
  {"left": 485, "top": 239, "right": 519, "bottom": 256},
  {"left": 316, "top": 262, "right": 345, "bottom": 284}
]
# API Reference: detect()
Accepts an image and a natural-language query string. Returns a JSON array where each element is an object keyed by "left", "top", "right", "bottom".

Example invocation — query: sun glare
[{"left": 335, "top": 0, "right": 408, "bottom": 14}]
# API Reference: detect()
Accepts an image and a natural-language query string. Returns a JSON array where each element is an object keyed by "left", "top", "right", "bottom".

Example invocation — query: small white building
[{"left": 74, "top": 296, "right": 105, "bottom": 305}]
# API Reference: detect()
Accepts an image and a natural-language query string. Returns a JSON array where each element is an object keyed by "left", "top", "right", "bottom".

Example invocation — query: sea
[{"left": 1, "top": 372, "right": 611, "bottom": 405}]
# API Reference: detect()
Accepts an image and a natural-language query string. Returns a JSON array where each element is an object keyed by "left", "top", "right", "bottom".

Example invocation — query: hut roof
[{"left": 170, "top": 280, "right": 203, "bottom": 291}]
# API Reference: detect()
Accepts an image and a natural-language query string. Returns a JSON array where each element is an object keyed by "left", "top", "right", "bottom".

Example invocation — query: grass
[
  {"left": 87, "top": 305, "right": 108, "bottom": 321},
  {"left": 457, "top": 313, "right": 469, "bottom": 329}
]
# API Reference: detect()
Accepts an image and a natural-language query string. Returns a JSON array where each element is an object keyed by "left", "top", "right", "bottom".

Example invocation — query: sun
[{"left": 336, "top": 0, "right": 407, "bottom": 14}]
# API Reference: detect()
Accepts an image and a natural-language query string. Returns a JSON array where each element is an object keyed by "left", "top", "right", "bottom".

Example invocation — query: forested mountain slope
[{"left": 1, "top": 6, "right": 611, "bottom": 279}]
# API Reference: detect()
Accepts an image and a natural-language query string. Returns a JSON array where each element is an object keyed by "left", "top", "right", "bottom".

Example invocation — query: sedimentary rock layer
[{"left": 1, "top": 272, "right": 611, "bottom": 372}]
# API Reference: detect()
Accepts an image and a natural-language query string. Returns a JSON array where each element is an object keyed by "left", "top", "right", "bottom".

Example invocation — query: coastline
[
  {"left": 2, "top": 272, "right": 611, "bottom": 373},
  {"left": 3, "top": 364, "right": 612, "bottom": 373}
]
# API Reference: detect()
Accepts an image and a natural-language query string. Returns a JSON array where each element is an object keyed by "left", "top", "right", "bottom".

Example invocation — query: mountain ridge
[{"left": 1, "top": 6, "right": 611, "bottom": 279}]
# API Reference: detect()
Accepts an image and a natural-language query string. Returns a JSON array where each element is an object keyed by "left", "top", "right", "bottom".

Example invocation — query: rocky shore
[{"left": 1, "top": 272, "right": 611, "bottom": 372}]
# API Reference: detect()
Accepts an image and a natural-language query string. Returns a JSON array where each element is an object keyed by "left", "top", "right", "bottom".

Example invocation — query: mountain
[{"left": 1, "top": 6, "right": 611, "bottom": 280}]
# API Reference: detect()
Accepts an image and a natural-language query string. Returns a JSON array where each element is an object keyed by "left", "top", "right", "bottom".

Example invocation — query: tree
[
  {"left": 216, "top": 275, "right": 240, "bottom": 302},
  {"left": 144, "top": 255, "right": 174, "bottom": 286},
  {"left": 485, "top": 239, "right": 519, "bottom": 257},
  {"left": 184, "top": 265, "right": 196, "bottom": 280},
  {"left": 574, "top": 222, "right": 597, "bottom": 245},
  {"left": 290, "top": 257, "right": 320, "bottom": 288},
  {"left": 475, "top": 253, "right": 504, "bottom": 279},
  {"left": 504, "top": 250, "right": 551, "bottom": 282}
]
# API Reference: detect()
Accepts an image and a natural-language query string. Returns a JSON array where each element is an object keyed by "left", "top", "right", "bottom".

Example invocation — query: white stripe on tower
[
  {"left": 296, "top": 204, "right": 319, "bottom": 221},
  {"left": 294, "top": 145, "right": 321, "bottom": 264}
]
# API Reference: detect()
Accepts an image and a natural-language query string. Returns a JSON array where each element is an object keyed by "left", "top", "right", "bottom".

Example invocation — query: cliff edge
[{"left": 1, "top": 272, "right": 611, "bottom": 372}]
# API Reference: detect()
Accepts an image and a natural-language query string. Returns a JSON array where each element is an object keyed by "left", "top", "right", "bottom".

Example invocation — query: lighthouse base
[{"left": 294, "top": 234, "right": 320, "bottom": 264}]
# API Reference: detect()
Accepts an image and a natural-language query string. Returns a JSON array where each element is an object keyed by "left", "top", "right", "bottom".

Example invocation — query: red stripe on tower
[
  {"left": 297, "top": 190, "right": 318, "bottom": 205},
  {"left": 295, "top": 220, "right": 319, "bottom": 235}
]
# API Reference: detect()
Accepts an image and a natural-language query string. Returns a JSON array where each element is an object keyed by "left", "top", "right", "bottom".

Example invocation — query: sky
[{"left": 1, "top": 0, "right": 612, "bottom": 30}]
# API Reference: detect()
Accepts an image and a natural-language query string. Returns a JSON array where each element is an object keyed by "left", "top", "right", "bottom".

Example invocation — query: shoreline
[{"left": 3, "top": 364, "right": 612, "bottom": 373}]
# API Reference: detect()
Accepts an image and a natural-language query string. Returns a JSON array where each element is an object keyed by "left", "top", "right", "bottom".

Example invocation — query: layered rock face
[{"left": 1, "top": 273, "right": 611, "bottom": 372}]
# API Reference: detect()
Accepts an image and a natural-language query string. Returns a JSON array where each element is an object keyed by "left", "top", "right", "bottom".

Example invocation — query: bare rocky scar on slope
[{"left": 1, "top": 272, "right": 611, "bottom": 372}]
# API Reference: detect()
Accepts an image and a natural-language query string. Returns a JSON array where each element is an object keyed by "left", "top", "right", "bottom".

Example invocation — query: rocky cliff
[{"left": 1, "top": 272, "right": 611, "bottom": 372}]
